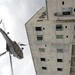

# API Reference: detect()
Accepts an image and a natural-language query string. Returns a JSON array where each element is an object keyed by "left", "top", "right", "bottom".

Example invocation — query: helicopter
[
  {"left": 0, "top": 19, "right": 27, "bottom": 75},
  {"left": 0, "top": 28, "right": 25, "bottom": 59}
]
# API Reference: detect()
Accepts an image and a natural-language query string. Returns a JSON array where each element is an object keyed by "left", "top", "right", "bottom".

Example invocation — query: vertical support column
[{"left": 9, "top": 53, "right": 14, "bottom": 75}]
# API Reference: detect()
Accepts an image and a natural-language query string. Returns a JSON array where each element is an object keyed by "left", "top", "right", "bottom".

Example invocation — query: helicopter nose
[
  {"left": 19, "top": 51, "right": 23, "bottom": 59},
  {"left": 20, "top": 54, "right": 23, "bottom": 59}
]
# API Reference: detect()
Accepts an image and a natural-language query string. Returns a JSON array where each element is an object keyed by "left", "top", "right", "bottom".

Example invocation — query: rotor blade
[
  {"left": 20, "top": 44, "right": 27, "bottom": 46},
  {"left": 0, "top": 51, "right": 7, "bottom": 56},
  {"left": 9, "top": 53, "right": 14, "bottom": 75},
  {"left": 0, "top": 19, "right": 2, "bottom": 24}
]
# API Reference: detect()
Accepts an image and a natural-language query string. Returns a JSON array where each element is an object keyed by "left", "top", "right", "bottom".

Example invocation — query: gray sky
[{"left": 0, "top": 0, "right": 45, "bottom": 75}]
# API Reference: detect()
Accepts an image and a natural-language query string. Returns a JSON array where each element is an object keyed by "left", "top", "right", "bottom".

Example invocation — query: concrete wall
[{"left": 26, "top": 20, "right": 75, "bottom": 75}]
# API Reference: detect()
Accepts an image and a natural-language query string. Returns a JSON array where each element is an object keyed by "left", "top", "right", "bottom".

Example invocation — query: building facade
[{"left": 25, "top": 0, "right": 75, "bottom": 75}]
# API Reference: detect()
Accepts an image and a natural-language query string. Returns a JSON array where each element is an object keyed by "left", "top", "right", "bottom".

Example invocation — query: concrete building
[
  {"left": 46, "top": 0, "right": 75, "bottom": 21},
  {"left": 25, "top": 0, "right": 75, "bottom": 75}
]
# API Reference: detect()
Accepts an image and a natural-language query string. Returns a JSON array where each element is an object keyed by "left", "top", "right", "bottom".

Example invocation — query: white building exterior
[
  {"left": 25, "top": 0, "right": 75, "bottom": 75},
  {"left": 46, "top": 0, "right": 75, "bottom": 20}
]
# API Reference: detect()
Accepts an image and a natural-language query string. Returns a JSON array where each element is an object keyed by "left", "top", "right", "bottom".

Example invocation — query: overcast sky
[{"left": 0, "top": 0, "right": 45, "bottom": 75}]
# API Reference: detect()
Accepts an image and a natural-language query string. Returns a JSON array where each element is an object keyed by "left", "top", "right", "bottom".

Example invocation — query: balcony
[
  {"left": 70, "top": 45, "right": 75, "bottom": 75},
  {"left": 71, "top": 57, "right": 75, "bottom": 66},
  {"left": 70, "top": 67, "right": 75, "bottom": 75},
  {"left": 54, "top": 15, "right": 75, "bottom": 21},
  {"left": 54, "top": 8, "right": 75, "bottom": 21},
  {"left": 72, "top": 45, "right": 75, "bottom": 56},
  {"left": 71, "top": 72, "right": 75, "bottom": 75}
]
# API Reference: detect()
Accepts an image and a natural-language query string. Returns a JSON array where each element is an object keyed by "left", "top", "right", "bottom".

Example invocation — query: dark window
[
  {"left": 63, "top": 11, "right": 70, "bottom": 15},
  {"left": 37, "top": 35, "right": 43, "bottom": 41},
  {"left": 57, "top": 59, "right": 63, "bottom": 62},
  {"left": 56, "top": 24, "right": 63, "bottom": 31},
  {"left": 39, "top": 15, "right": 45, "bottom": 18},
  {"left": 42, "top": 67, "right": 47, "bottom": 70},
  {"left": 39, "top": 11, "right": 46, "bottom": 19},
  {"left": 42, "top": 11, "right": 46, "bottom": 16},
  {"left": 35, "top": 27, "right": 42, "bottom": 31},
  {"left": 40, "top": 58, "right": 46, "bottom": 61},
  {"left": 37, "top": 20, "right": 43, "bottom": 22},
  {"left": 39, "top": 48, "right": 45, "bottom": 52},
  {"left": 62, "top": 1, "right": 64, "bottom": 5},
  {"left": 57, "top": 49, "right": 63, "bottom": 53},
  {"left": 56, "top": 35, "right": 63, "bottom": 39},
  {"left": 57, "top": 68, "right": 63, "bottom": 71},
  {"left": 74, "top": 9, "right": 75, "bottom": 12}
]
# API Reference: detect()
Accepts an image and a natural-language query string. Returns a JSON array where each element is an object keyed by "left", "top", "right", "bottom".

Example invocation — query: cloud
[
  {"left": 0, "top": 0, "right": 45, "bottom": 42},
  {"left": 1, "top": 65, "right": 11, "bottom": 75}
]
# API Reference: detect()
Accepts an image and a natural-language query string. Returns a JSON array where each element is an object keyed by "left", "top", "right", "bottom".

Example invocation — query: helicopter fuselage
[{"left": 0, "top": 28, "right": 23, "bottom": 59}]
